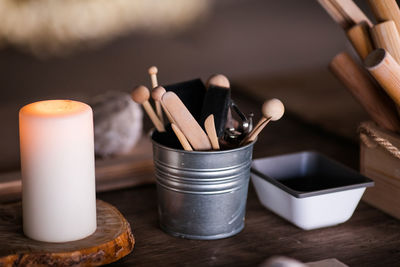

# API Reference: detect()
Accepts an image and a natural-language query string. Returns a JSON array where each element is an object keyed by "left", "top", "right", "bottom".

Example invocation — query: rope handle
[{"left": 358, "top": 122, "right": 400, "bottom": 160}]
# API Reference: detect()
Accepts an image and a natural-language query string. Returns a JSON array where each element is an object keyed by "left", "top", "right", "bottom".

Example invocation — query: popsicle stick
[
  {"left": 318, "top": 0, "right": 372, "bottom": 29},
  {"left": 346, "top": 22, "right": 374, "bottom": 59},
  {"left": 131, "top": 85, "right": 165, "bottom": 132},
  {"left": 152, "top": 86, "right": 175, "bottom": 124},
  {"left": 148, "top": 66, "right": 163, "bottom": 124},
  {"left": 171, "top": 123, "right": 193, "bottom": 151},
  {"left": 368, "top": 0, "right": 400, "bottom": 33},
  {"left": 330, "top": 52, "right": 400, "bottom": 132},
  {"left": 371, "top": 21, "right": 400, "bottom": 63},
  {"left": 204, "top": 115, "right": 220, "bottom": 150},
  {"left": 162, "top": 92, "right": 212, "bottom": 150},
  {"left": 365, "top": 49, "right": 400, "bottom": 108}
]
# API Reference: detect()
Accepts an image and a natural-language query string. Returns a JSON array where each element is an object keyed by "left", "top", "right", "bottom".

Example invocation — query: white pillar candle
[{"left": 19, "top": 100, "right": 97, "bottom": 242}]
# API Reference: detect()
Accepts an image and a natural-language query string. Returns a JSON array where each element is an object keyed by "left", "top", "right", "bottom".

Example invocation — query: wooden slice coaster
[{"left": 0, "top": 200, "right": 134, "bottom": 266}]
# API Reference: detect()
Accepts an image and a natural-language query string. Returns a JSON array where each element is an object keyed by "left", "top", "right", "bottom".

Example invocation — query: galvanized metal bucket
[{"left": 151, "top": 136, "right": 254, "bottom": 240}]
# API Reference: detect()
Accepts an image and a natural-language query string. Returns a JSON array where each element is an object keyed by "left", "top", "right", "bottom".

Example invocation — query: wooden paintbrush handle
[
  {"left": 241, "top": 117, "right": 271, "bottom": 145},
  {"left": 365, "top": 48, "right": 400, "bottom": 111},
  {"left": 148, "top": 66, "right": 163, "bottom": 123},
  {"left": 346, "top": 22, "right": 374, "bottom": 59},
  {"left": 160, "top": 102, "right": 175, "bottom": 124},
  {"left": 369, "top": 0, "right": 400, "bottom": 32},
  {"left": 171, "top": 123, "right": 192, "bottom": 151},
  {"left": 330, "top": 51, "right": 400, "bottom": 132},
  {"left": 142, "top": 101, "right": 165, "bottom": 132},
  {"left": 371, "top": 20, "right": 400, "bottom": 63},
  {"left": 155, "top": 102, "right": 164, "bottom": 124}
]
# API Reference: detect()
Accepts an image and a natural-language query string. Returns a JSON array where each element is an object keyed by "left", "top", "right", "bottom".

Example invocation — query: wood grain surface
[
  {"left": 329, "top": 52, "right": 400, "bottom": 132},
  {"left": 361, "top": 121, "right": 400, "bottom": 219},
  {"left": 95, "top": 91, "right": 400, "bottom": 266},
  {"left": 0, "top": 90, "right": 399, "bottom": 266},
  {"left": 346, "top": 22, "right": 374, "bottom": 60},
  {"left": 371, "top": 20, "right": 400, "bottom": 63},
  {"left": 0, "top": 200, "right": 134, "bottom": 266}
]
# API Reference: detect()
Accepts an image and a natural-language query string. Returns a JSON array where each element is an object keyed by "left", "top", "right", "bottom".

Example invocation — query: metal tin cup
[{"left": 151, "top": 135, "right": 254, "bottom": 240}]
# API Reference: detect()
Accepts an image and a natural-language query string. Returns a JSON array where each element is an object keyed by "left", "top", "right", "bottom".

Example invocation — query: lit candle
[{"left": 19, "top": 100, "right": 97, "bottom": 242}]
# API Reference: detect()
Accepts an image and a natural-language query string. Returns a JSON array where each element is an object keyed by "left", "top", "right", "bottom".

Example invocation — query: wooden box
[{"left": 360, "top": 121, "right": 400, "bottom": 219}]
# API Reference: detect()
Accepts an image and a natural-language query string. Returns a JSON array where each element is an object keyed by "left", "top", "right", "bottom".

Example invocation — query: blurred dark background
[{"left": 0, "top": 0, "right": 371, "bottom": 171}]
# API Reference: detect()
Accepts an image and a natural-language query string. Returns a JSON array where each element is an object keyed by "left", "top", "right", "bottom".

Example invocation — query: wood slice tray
[{"left": 0, "top": 200, "right": 134, "bottom": 266}]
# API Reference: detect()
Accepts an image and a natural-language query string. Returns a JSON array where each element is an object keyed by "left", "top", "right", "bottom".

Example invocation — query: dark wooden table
[{"left": 97, "top": 91, "right": 400, "bottom": 266}]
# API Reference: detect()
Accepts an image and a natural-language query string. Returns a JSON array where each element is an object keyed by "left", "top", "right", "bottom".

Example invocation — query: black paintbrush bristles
[{"left": 164, "top": 79, "right": 206, "bottom": 122}]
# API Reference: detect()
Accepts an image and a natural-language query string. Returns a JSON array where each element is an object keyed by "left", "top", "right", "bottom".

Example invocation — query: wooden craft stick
[
  {"left": 365, "top": 48, "right": 400, "bottom": 109},
  {"left": 151, "top": 86, "right": 175, "bottom": 124},
  {"left": 318, "top": 0, "right": 372, "bottom": 29},
  {"left": 346, "top": 22, "right": 374, "bottom": 59},
  {"left": 162, "top": 92, "right": 212, "bottom": 150},
  {"left": 241, "top": 99, "right": 284, "bottom": 145},
  {"left": 331, "top": 52, "right": 400, "bottom": 132},
  {"left": 131, "top": 85, "right": 165, "bottom": 132},
  {"left": 368, "top": 0, "right": 400, "bottom": 33},
  {"left": 371, "top": 21, "right": 400, "bottom": 63},
  {"left": 204, "top": 115, "right": 220, "bottom": 150},
  {"left": 148, "top": 66, "right": 163, "bottom": 123},
  {"left": 171, "top": 123, "right": 193, "bottom": 151}
]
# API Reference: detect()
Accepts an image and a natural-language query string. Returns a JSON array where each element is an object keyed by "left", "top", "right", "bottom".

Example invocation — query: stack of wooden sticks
[
  {"left": 319, "top": 0, "right": 400, "bottom": 132},
  {"left": 130, "top": 67, "right": 285, "bottom": 151}
]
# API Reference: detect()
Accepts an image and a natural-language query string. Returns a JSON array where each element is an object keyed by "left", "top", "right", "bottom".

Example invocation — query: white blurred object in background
[{"left": 91, "top": 91, "right": 143, "bottom": 157}]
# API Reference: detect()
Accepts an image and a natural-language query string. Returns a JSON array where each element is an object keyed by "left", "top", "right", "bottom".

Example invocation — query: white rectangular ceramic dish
[{"left": 251, "top": 151, "right": 374, "bottom": 230}]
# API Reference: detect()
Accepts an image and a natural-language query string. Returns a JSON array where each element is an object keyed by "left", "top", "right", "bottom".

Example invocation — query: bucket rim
[{"left": 150, "top": 130, "right": 255, "bottom": 155}]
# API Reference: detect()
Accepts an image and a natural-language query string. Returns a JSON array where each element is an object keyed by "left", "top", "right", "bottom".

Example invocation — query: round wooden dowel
[
  {"left": 347, "top": 22, "right": 374, "bottom": 60},
  {"left": 371, "top": 20, "right": 400, "bottom": 63},
  {"left": 171, "top": 123, "right": 193, "bottom": 151},
  {"left": 148, "top": 66, "right": 164, "bottom": 123},
  {"left": 369, "top": 0, "right": 400, "bottom": 33},
  {"left": 152, "top": 86, "right": 174, "bottom": 124},
  {"left": 331, "top": 51, "right": 400, "bottom": 132},
  {"left": 148, "top": 66, "right": 158, "bottom": 88},
  {"left": 131, "top": 85, "right": 165, "bottom": 132},
  {"left": 365, "top": 48, "right": 400, "bottom": 110}
]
